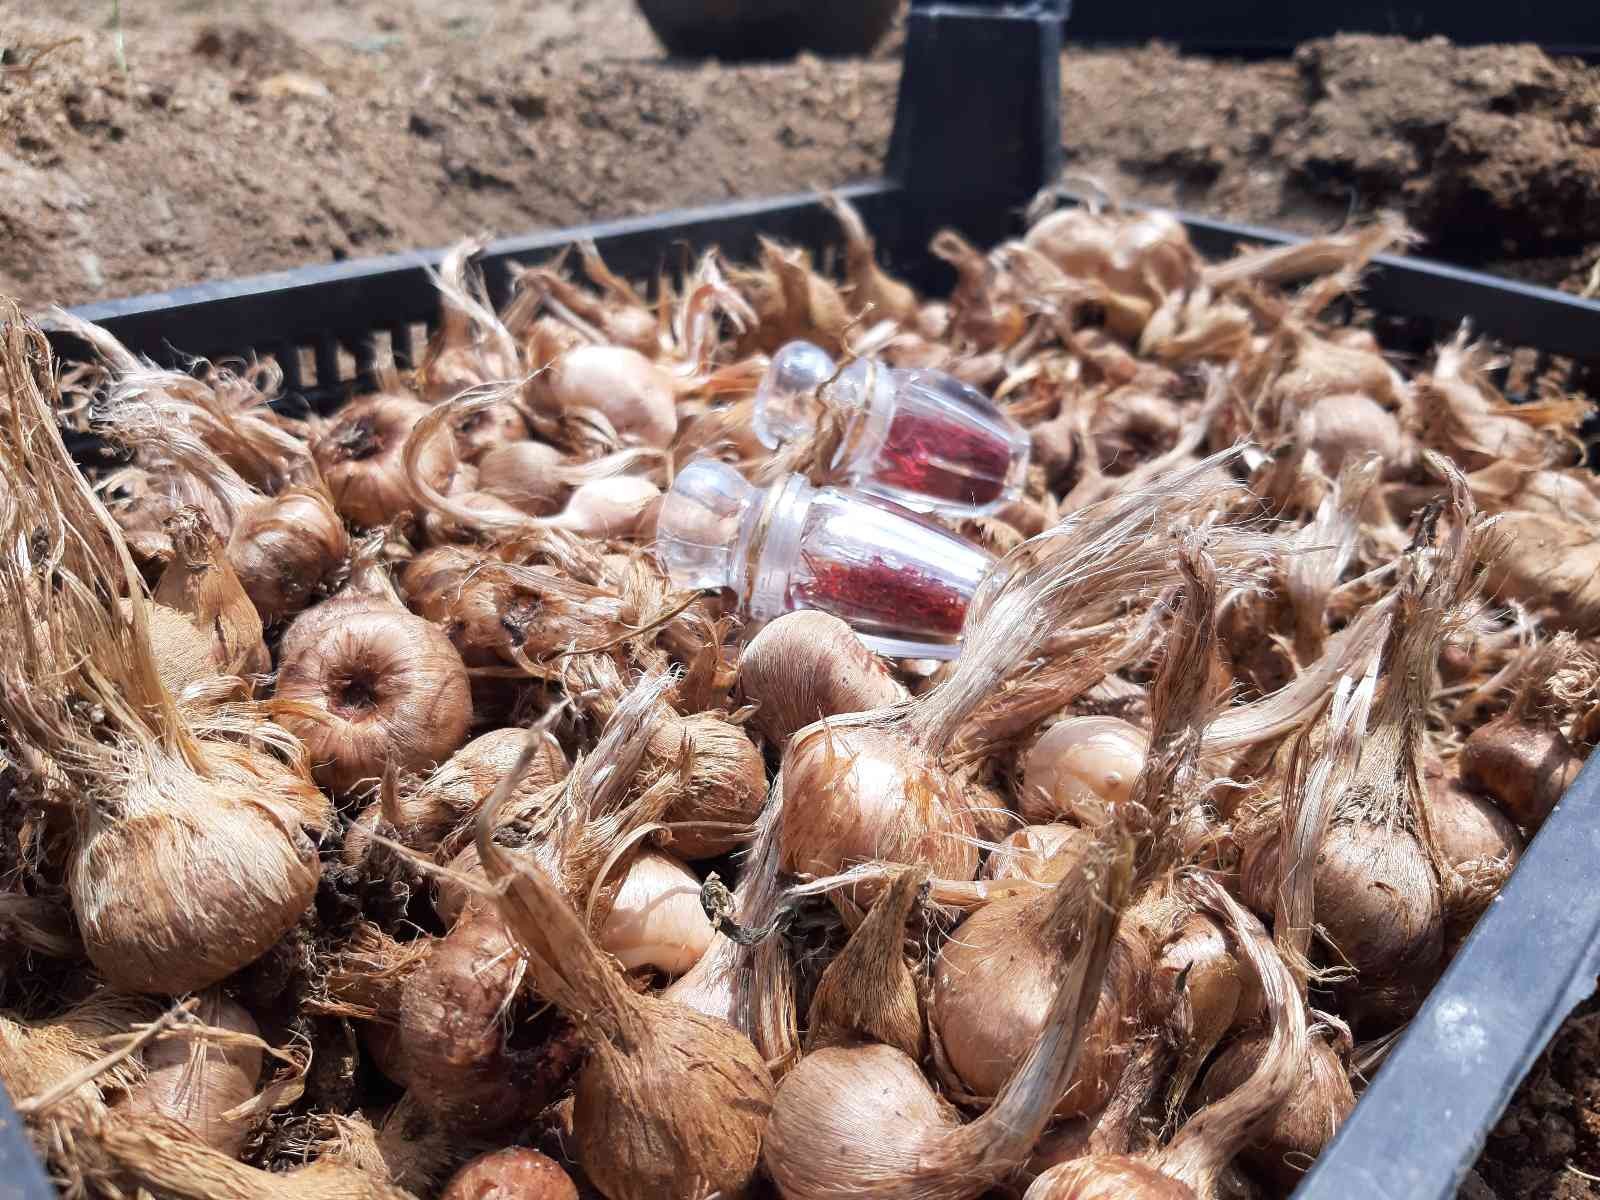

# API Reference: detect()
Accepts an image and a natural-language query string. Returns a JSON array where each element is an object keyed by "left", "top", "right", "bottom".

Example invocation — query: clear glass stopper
[
  {"left": 653, "top": 458, "right": 759, "bottom": 592},
  {"left": 752, "top": 341, "right": 837, "bottom": 449}
]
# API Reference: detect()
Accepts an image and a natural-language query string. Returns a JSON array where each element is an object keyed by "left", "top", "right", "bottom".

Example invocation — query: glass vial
[
  {"left": 655, "top": 457, "right": 995, "bottom": 660},
  {"left": 751, "top": 340, "right": 1031, "bottom": 519}
]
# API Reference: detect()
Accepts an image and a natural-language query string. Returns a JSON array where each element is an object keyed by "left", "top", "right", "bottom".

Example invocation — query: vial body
[
  {"left": 655, "top": 458, "right": 994, "bottom": 660},
  {"left": 753, "top": 342, "right": 1030, "bottom": 519},
  {"left": 858, "top": 367, "right": 1030, "bottom": 516},
  {"left": 780, "top": 486, "right": 992, "bottom": 660}
]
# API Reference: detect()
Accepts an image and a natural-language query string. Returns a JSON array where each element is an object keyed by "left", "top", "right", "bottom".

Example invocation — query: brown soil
[
  {"left": 0, "top": 0, "right": 895, "bottom": 307},
  {"left": 8, "top": 7, "right": 1600, "bottom": 307},
  {"left": 1061, "top": 37, "right": 1600, "bottom": 292},
  {"left": 4, "top": 4, "right": 1600, "bottom": 1197},
  {"left": 1467, "top": 999, "right": 1600, "bottom": 1200}
]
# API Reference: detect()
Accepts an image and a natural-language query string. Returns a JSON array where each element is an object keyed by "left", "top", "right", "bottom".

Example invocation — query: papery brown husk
[
  {"left": 1296, "top": 455, "right": 1490, "bottom": 1023},
  {"left": 780, "top": 453, "right": 1261, "bottom": 899},
  {"left": 1300, "top": 392, "right": 1407, "bottom": 477},
  {"left": 1480, "top": 509, "right": 1600, "bottom": 634},
  {"left": 475, "top": 742, "right": 775, "bottom": 1200},
  {"left": 1412, "top": 330, "right": 1589, "bottom": 472},
  {"left": 99, "top": 465, "right": 183, "bottom": 569},
  {"left": 930, "top": 229, "right": 1028, "bottom": 350},
  {"left": 71, "top": 738, "right": 324, "bottom": 993},
  {"left": 55, "top": 307, "right": 313, "bottom": 495},
  {"left": 402, "top": 543, "right": 614, "bottom": 669},
  {"left": 513, "top": 245, "right": 662, "bottom": 360},
  {"left": 529, "top": 344, "right": 678, "bottom": 451},
  {"left": 1313, "top": 801, "right": 1443, "bottom": 1026},
  {"left": 409, "top": 678, "right": 704, "bottom": 1129},
  {"left": 763, "top": 830, "right": 1133, "bottom": 1200},
  {"left": 1429, "top": 770, "right": 1523, "bottom": 953},
  {"left": 781, "top": 722, "right": 985, "bottom": 885},
  {"left": 1025, "top": 201, "right": 1199, "bottom": 326},
  {"left": 664, "top": 792, "right": 801, "bottom": 1069},
  {"left": 1090, "top": 387, "right": 1184, "bottom": 474},
  {"left": 344, "top": 726, "right": 569, "bottom": 859},
  {"left": 417, "top": 240, "right": 524, "bottom": 401},
  {"left": 1267, "top": 327, "right": 1406, "bottom": 416},
  {"left": 315, "top": 921, "right": 431, "bottom": 1029},
  {"left": 2, "top": 315, "right": 327, "bottom": 997},
  {"left": 314, "top": 391, "right": 456, "bottom": 528},
  {"left": 998, "top": 541, "right": 1236, "bottom": 1139},
  {"left": 983, "top": 824, "right": 1095, "bottom": 888},
  {"left": 404, "top": 393, "right": 665, "bottom": 545},
  {"left": 823, "top": 192, "right": 921, "bottom": 329},
  {"left": 227, "top": 484, "right": 349, "bottom": 624},
  {"left": 422, "top": 486, "right": 533, "bottom": 546},
  {"left": 930, "top": 883, "right": 1150, "bottom": 1117},
  {"left": 1027, "top": 1156, "right": 1192, "bottom": 1200},
  {"left": 598, "top": 546, "right": 733, "bottom": 695},
  {"left": 1196, "top": 1029, "right": 1354, "bottom": 1192},
  {"left": 314, "top": 1094, "right": 467, "bottom": 1196},
  {"left": 563, "top": 653, "right": 767, "bottom": 861},
  {"left": 446, "top": 400, "right": 530, "bottom": 464},
  {"left": 1457, "top": 635, "right": 1590, "bottom": 829},
  {"left": 1153, "top": 913, "right": 1253, "bottom": 1107},
  {"left": 75, "top": 335, "right": 349, "bottom": 626},
  {"left": 1428, "top": 770, "right": 1523, "bottom": 871},
  {"left": 63, "top": 1112, "right": 415, "bottom": 1200},
  {"left": 1025, "top": 1028, "right": 1179, "bottom": 1172},
  {"left": 274, "top": 583, "right": 473, "bottom": 796},
  {"left": 737, "top": 609, "right": 908, "bottom": 750},
  {"left": 118, "top": 990, "right": 263, "bottom": 1158},
  {"left": 1240, "top": 665, "right": 1381, "bottom": 1002},
  {"left": 1026, "top": 876, "right": 1310, "bottom": 1200},
  {"left": 733, "top": 237, "right": 853, "bottom": 356},
  {"left": 804, "top": 865, "right": 928, "bottom": 1060},
  {"left": 400, "top": 544, "right": 523, "bottom": 667},
  {"left": 149, "top": 505, "right": 271, "bottom": 691},
  {"left": 571, "top": 1000, "right": 772, "bottom": 1200},
  {"left": 0, "top": 993, "right": 160, "bottom": 1131},
  {"left": 640, "top": 711, "right": 767, "bottom": 860},
  {"left": 397, "top": 911, "right": 583, "bottom": 1132},
  {"left": 432, "top": 675, "right": 674, "bottom": 911}
]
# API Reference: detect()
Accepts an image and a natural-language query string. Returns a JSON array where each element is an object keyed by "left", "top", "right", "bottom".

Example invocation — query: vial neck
[
  {"left": 824, "top": 358, "right": 898, "bottom": 477},
  {"left": 742, "top": 474, "right": 815, "bottom": 623}
]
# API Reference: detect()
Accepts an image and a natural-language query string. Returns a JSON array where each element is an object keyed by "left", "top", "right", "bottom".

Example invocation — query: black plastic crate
[{"left": 12, "top": 3, "right": 1600, "bottom": 1198}]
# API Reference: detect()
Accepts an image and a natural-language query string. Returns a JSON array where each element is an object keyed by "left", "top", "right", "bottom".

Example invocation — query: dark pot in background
[{"left": 637, "top": 0, "right": 901, "bottom": 59}]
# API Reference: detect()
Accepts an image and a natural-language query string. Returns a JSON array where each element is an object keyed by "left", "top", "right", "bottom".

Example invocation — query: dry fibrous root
[
  {"left": 55, "top": 311, "right": 349, "bottom": 623},
  {"left": 0, "top": 308, "right": 324, "bottom": 1001},
  {"left": 3, "top": 181, "right": 1594, "bottom": 1200}
]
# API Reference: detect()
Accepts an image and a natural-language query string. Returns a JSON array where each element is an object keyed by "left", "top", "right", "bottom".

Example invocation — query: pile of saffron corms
[{"left": 0, "top": 191, "right": 1595, "bottom": 1200}]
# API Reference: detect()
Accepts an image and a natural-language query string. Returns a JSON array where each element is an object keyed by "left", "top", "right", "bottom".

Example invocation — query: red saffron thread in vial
[
  {"left": 793, "top": 551, "right": 969, "bottom": 637},
  {"left": 873, "top": 409, "right": 1012, "bottom": 506}
]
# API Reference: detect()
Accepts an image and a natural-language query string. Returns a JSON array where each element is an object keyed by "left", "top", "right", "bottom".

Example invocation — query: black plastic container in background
[
  {"left": 1063, "top": 0, "right": 1600, "bottom": 58},
  {"left": 11, "top": 2, "right": 1600, "bottom": 1198}
]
